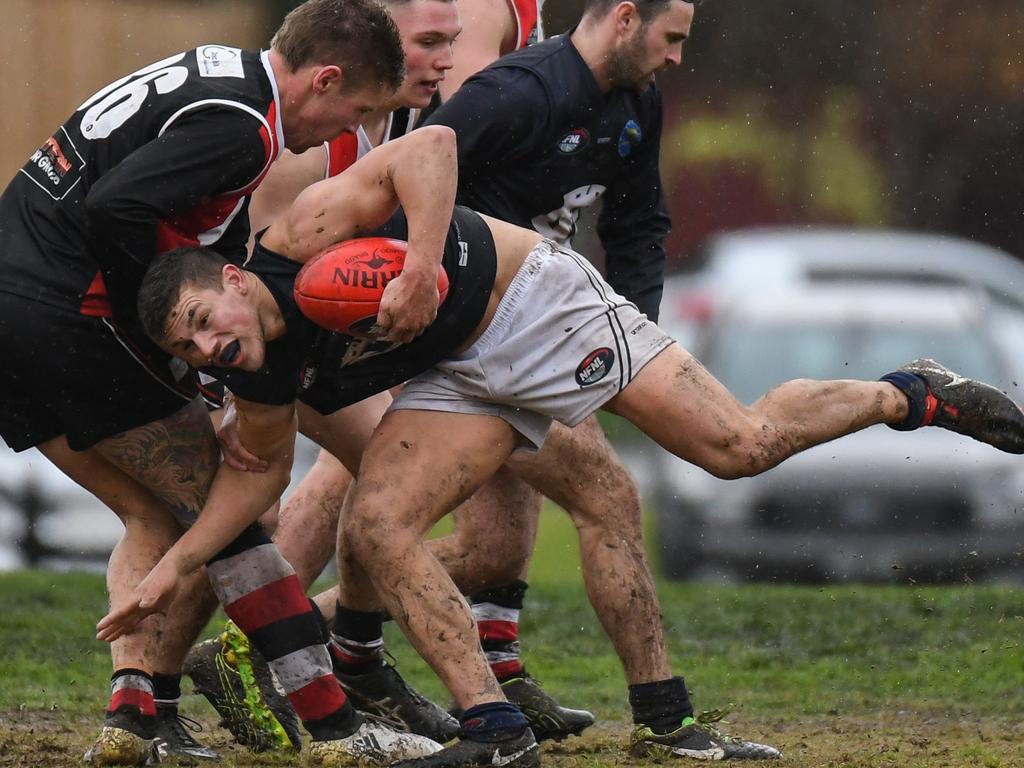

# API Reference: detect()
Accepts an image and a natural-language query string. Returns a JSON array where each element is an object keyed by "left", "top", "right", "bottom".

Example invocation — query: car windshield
[{"left": 706, "top": 322, "right": 1003, "bottom": 404}]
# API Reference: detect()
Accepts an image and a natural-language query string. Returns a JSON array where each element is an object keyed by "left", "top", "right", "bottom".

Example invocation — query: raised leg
[{"left": 607, "top": 344, "right": 908, "bottom": 479}]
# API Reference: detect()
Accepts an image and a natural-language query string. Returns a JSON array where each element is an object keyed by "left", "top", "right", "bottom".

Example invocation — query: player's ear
[
  {"left": 312, "top": 65, "right": 343, "bottom": 95},
  {"left": 614, "top": 1, "right": 641, "bottom": 36},
  {"left": 222, "top": 264, "right": 247, "bottom": 293}
]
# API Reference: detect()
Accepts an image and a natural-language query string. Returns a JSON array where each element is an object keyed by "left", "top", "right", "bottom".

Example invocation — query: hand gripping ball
[{"left": 294, "top": 237, "right": 449, "bottom": 337}]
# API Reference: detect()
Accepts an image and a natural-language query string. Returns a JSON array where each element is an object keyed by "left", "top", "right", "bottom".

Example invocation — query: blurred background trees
[
  {"left": 2, "top": 0, "right": 1022, "bottom": 265},
  {"left": 656, "top": 0, "right": 1024, "bottom": 266}
]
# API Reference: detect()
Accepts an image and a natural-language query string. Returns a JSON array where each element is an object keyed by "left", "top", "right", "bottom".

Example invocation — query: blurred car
[
  {"left": 651, "top": 281, "right": 1024, "bottom": 583},
  {"left": 664, "top": 227, "right": 1024, "bottom": 377},
  {"left": 0, "top": 444, "right": 122, "bottom": 571},
  {"left": 0, "top": 435, "right": 324, "bottom": 572}
]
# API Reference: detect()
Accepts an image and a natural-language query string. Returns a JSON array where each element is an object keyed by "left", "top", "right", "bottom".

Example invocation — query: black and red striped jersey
[
  {"left": 0, "top": 46, "right": 283, "bottom": 323},
  {"left": 508, "top": 0, "right": 544, "bottom": 49}
]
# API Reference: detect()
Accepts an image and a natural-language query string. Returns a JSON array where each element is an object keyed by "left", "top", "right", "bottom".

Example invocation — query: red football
[{"left": 294, "top": 237, "right": 449, "bottom": 337}]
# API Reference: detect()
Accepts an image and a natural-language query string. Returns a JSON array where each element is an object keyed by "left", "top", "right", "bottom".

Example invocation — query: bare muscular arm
[{"left": 262, "top": 125, "right": 458, "bottom": 343}]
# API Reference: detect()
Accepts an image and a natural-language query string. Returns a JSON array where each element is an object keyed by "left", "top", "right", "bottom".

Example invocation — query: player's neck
[
  {"left": 268, "top": 49, "right": 329, "bottom": 152},
  {"left": 250, "top": 273, "right": 288, "bottom": 341},
  {"left": 570, "top": 16, "right": 617, "bottom": 93},
  {"left": 268, "top": 49, "right": 305, "bottom": 148},
  {"left": 361, "top": 110, "right": 391, "bottom": 148}
]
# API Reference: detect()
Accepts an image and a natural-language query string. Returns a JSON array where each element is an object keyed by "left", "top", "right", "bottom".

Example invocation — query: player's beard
[{"left": 606, "top": 31, "right": 650, "bottom": 92}]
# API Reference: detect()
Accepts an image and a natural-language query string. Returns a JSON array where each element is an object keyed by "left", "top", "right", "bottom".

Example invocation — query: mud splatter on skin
[
  {"left": 344, "top": 441, "right": 507, "bottom": 702},
  {"left": 518, "top": 413, "right": 670, "bottom": 683},
  {"left": 671, "top": 358, "right": 746, "bottom": 456},
  {"left": 747, "top": 428, "right": 792, "bottom": 475},
  {"left": 673, "top": 356, "right": 714, "bottom": 392},
  {"left": 876, "top": 387, "right": 898, "bottom": 421},
  {"left": 314, "top": 210, "right": 326, "bottom": 219},
  {"left": 316, "top": 227, "right": 324, "bottom": 234}
]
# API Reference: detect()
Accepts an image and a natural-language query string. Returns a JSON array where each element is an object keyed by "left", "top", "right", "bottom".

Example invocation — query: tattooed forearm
[{"left": 97, "top": 398, "right": 219, "bottom": 521}]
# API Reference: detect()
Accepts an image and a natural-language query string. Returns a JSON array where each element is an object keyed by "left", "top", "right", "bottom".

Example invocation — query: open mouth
[{"left": 218, "top": 340, "right": 241, "bottom": 366}]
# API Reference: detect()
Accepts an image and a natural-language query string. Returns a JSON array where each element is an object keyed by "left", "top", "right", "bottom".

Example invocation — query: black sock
[
  {"left": 470, "top": 580, "right": 529, "bottom": 609},
  {"left": 152, "top": 673, "right": 181, "bottom": 709},
  {"left": 628, "top": 677, "right": 694, "bottom": 733},
  {"left": 330, "top": 603, "right": 385, "bottom": 674},
  {"left": 880, "top": 370, "right": 928, "bottom": 430},
  {"left": 470, "top": 580, "right": 528, "bottom": 682},
  {"left": 308, "top": 599, "right": 331, "bottom": 644},
  {"left": 304, "top": 699, "right": 363, "bottom": 741},
  {"left": 460, "top": 702, "right": 528, "bottom": 742}
]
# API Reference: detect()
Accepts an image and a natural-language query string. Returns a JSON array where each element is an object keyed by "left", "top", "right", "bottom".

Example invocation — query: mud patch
[{"left": 3, "top": 710, "right": 1021, "bottom": 768}]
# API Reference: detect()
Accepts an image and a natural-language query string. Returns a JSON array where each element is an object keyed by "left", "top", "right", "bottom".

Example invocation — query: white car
[
  {"left": 0, "top": 436, "right": 323, "bottom": 572},
  {"left": 664, "top": 227, "right": 1024, "bottom": 374},
  {"left": 651, "top": 281, "right": 1024, "bottom": 583}
]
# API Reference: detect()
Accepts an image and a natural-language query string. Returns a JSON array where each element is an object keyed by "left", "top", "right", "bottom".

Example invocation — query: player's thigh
[
  {"left": 450, "top": 465, "right": 540, "bottom": 559},
  {"left": 296, "top": 391, "right": 392, "bottom": 473},
  {"left": 507, "top": 415, "right": 636, "bottom": 515},
  {"left": 0, "top": 296, "right": 197, "bottom": 453},
  {"left": 36, "top": 435, "right": 183, "bottom": 532},
  {"left": 604, "top": 343, "right": 753, "bottom": 466},
  {"left": 95, "top": 397, "right": 220, "bottom": 523},
  {"left": 351, "top": 408, "right": 518, "bottom": 538}
]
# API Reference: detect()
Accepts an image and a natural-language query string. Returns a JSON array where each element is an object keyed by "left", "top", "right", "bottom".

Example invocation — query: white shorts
[{"left": 389, "top": 240, "right": 674, "bottom": 450}]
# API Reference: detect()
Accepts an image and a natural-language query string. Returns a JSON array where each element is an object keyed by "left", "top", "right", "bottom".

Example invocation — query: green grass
[
  {"left": 2, "top": 507, "right": 1022, "bottom": 722},
  {"left": 0, "top": 570, "right": 111, "bottom": 714}
]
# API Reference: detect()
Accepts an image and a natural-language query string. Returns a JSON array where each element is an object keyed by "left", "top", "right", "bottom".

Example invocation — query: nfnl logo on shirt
[
  {"left": 575, "top": 347, "right": 615, "bottom": 386},
  {"left": 557, "top": 128, "right": 589, "bottom": 154}
]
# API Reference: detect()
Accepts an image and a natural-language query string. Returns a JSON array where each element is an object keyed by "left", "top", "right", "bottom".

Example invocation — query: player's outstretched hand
[
  {"left": 95, "top": 558, "right": 182, "bottom": 642},
  {"left": 216, "top": 394, "right": 269, "bottom": 472},
  {"left": 377, "top": 268, "right": 439, "bottom": 344}
]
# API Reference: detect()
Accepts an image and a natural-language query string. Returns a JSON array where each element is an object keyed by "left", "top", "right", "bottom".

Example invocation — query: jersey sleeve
[
  {"left": 423, "top": 67, "right": 550, "bottom": 182},
  {"left": 85, "top": 106, "right": 270, "bottom": 320},
  {"left": 597, "top": 94, "right": 671, "bottom": 322}
]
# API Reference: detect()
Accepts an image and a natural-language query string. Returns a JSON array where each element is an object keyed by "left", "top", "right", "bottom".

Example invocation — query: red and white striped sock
[
  {"left": 329, "top": 604, "right": 385, "bottom": 674},
  {"left": 206, "top": 524, "right": 357, "bottom": 739},
  {"left": 470, "top": 580, "right": 528, "bottom": 682},
  {"left": 106, "top": 669, "right": 157, "bottom": 737}
]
